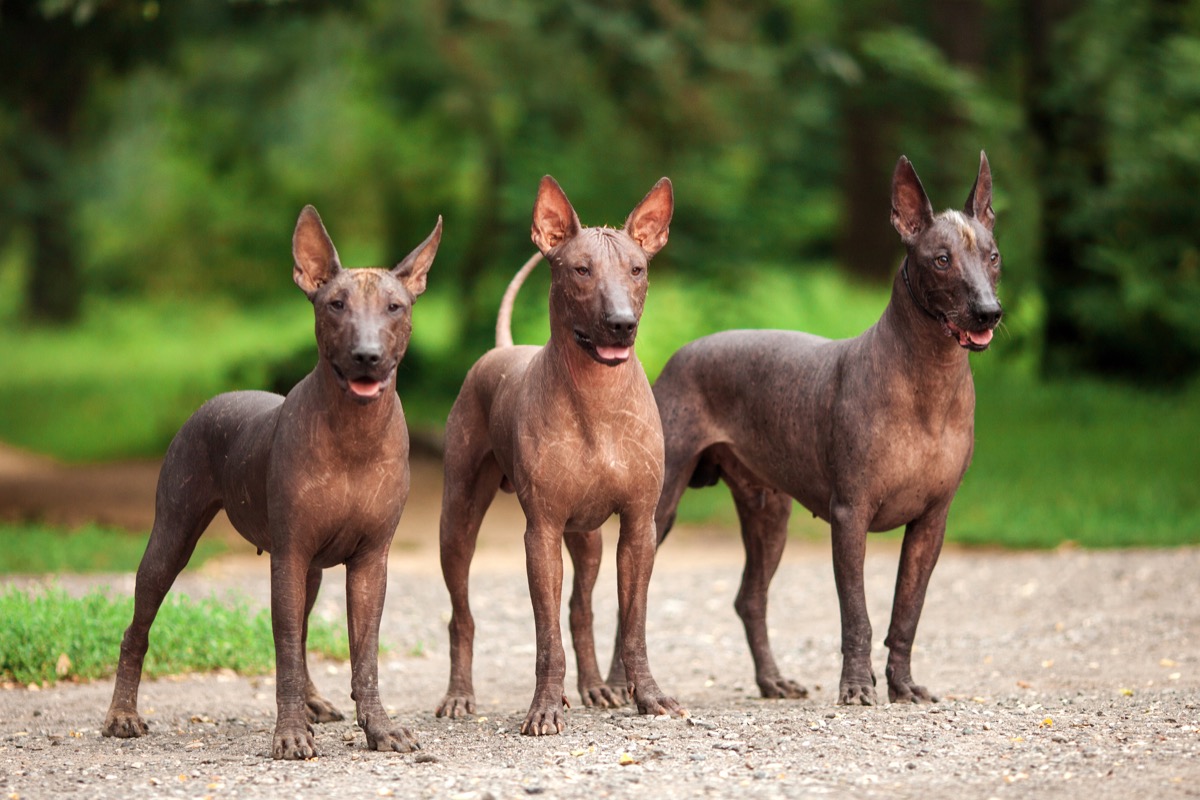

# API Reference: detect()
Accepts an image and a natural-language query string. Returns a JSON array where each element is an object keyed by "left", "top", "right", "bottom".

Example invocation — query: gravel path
[{"left": 2, "top": 531, "right": 1198, "bottom": 800}]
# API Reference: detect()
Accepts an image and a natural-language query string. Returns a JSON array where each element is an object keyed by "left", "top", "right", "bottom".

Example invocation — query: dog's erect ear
[
  {"left": 624, "top": 177, "right": 673, "bottom": 259},
  {"left": 392, "top": 215, "right": 443, "bottom": 298},
  {"left": 293, "top": 205, "right": 341, "bottom": 299},
  {"left": 531, "top": 175, "right": 582, "bottom": 254},
  {"left": 890, "top": 156, "right": 934, "bottom": 243},
  {"left": 964, "top": 150, "right": 995, "bottom": 232}
]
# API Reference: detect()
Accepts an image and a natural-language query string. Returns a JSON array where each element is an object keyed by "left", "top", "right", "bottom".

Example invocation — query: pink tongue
[
  {"left": 350, "top": 379, "right": 383, "bottom": 397},
  {"left": 595, "top": 345, "right": 631, "bottom": 361},
  {"left": 967, "top": 329, "right": 994, "bottom": 346}
]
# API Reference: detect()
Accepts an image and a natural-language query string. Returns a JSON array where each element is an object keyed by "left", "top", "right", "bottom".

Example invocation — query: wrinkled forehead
[
  {"left": 552, "top": 227, "right": 645, "bottom": 269},
  {"left": 929, "top": 210, "right": 994, "bottom": 253},
  {"left": 324, "top": 268, "right": 401, "bottom": 297}
]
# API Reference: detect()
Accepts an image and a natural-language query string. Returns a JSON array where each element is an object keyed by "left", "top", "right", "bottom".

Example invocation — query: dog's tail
[{"left": 495, "top": 252, "right": 543, "bottom": 349}]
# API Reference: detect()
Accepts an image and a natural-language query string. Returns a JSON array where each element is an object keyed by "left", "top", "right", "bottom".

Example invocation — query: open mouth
[
  {"left": 942, "top": 316, "right": 994, "bottom": 351},
  {"left": 573, "top": 329, "right": 632, "bottom": 366},
  {"left": 332, "top": 364, "right": 392, "bottom": 401}
]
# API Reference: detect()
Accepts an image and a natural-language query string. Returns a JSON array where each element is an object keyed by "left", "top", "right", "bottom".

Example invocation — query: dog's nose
[
  {"left": 973, "top": 301, "right": 1003, "bottom": 329},
  {"left": 352, "top": 346, "right": 382, "bottom": 366},
  {"left": 605, "top": 311, "right": 638, "bottom": 338}
]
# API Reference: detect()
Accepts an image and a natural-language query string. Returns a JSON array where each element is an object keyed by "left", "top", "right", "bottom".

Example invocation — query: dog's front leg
[
  {"left": 270, "top": 552, "right": 319, "bottom": 759},
  {"left": 301, "top": 566, "right": 345, "bottom": 723},
  {"left": 565, "top": 529, "right": 622, "bottom": 708},
  {"left": 615, "top": 510, "right": 685, "bottom": 718},
  {"left": 830, "top": 499, "right": 877, "bottom": 705},
  {"left": 883, "top": 508, "right": 948, "bottom": 704},
  {"left": 521, "top": 520, "right": 569, "bottom": 736},
  {"left": 346, "top": 546, "right": 420, "bottom": 752}
]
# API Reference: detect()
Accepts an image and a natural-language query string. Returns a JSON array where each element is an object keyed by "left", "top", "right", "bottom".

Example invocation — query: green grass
[
  {"left": 0, "top": 586, "right": 351, "bottom": 686},
  {"left": 0, "top": 522, "right": 225, "bottom": 574},
  {"left": 0, "top": 296, "right": 314, "bottom": 461},
  {"left": 952, "top": 364, "right": 1200, "bottom": 548}
]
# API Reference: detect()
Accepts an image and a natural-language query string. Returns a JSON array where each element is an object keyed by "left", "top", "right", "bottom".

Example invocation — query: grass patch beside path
[
  {"left": 0, "top": 587, "right": 350, "bottom": 687},
  {"left": 0, "top": 522, "right": 225, "bottom": 574}
]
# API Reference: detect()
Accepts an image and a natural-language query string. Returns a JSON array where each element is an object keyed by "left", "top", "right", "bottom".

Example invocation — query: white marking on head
[{"left": 939, "top": 209, "right": 977, "bottom": 249}]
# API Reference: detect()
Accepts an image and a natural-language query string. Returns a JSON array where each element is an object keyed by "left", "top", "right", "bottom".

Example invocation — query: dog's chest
[
  {"left": 519, "top": 421, "right": 662, "bottom": 531},
  {"left": 865, "top": 409, "right": 974, "bottom": 530}
]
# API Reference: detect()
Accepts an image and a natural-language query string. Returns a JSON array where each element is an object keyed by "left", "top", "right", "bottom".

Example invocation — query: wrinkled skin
[
  {"left": 101, "top": 206, "right": 441, "bottom": 759},
  {"left": 435, "top": 176, "right": 686, "bottom": 735},
  {"left": 578, "top": 153, "right": 1003, "bottom": 707}
]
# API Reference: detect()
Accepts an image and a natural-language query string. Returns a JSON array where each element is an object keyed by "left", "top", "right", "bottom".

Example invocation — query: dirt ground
[{"left": 1, "top": 444, "right": 1198, "bottom": 799}]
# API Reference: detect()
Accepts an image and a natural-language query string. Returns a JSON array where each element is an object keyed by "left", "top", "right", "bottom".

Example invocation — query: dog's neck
[
  {"left": 306, "top": 359, "right": 402, "bottom": 445},
  {"left": 877, "top": 260, "right": 973, "bottom": 374},
  {"left": 543, "top": 330, "right": 643, "bottom": 405}
]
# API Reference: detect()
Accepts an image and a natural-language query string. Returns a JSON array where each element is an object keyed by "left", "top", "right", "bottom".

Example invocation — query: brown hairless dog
[
  {"left": 435, "top": 176, "right": 686, "bottom": 735},
  {"left": 583, "top": 153, "right": 1003, "bottom": 706},
  {"left": 102, "top": 206, "right": 442, "bottom": 759}
]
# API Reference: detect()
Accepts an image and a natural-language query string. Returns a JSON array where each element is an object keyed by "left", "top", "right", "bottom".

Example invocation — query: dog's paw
[
  {"left": 272, "top": 723, "right": 318, "bottom": 760},
  {"left": 366, "top": 723, "right": 420, "bottom": 753},
  {"left": 305, "top": 694, "right": 345, "bottom": 724},
  {"left": 632, "top": 684, "right": 687, "bottom": 718},
  {"left": 579, "top": 683, "right": 624, "bottom": 709},
  {"left": 757, "top": 675, "right": 809, "bottom": 699},
  {"left": 520, "top": 694, "right": 568, "bottom": 736},
  {"left": 838, "top": 682, "right": 878, "bottom": 706},
  {"left": 434, "top": 693, "right": 476, "bottom": 719},
  {"left": 888, "top": 680, "right": 938, "bottom": 704},
  {"left": 102, "top": 709, "right": 148, "bottom": 738}
]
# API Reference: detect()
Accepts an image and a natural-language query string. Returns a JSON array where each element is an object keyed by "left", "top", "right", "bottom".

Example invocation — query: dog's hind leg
[
  {"left": 300, "top": 566, "right": 345, "bottom": 723},
  {"left": 564, "top": 529, "right": 621, "bottom": 707},
  {"left": 435, "top": 448, "right": 503, "bottom": 719},
  {"left": 722, "top": 450, "right": 807, "bottom": 699},
  {"left": 103, "top": 434, "right": 221, "bottom": 738}
]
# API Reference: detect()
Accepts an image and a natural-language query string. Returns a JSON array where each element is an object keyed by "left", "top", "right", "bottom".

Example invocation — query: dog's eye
[
  {"left": 990, "top": 252, "right": 1000, "bottom": 265},
  {"left": 387, "top": 302, "right": 404, "bottom": 313},
  {"left": 575, "top": 266, "right": 590, "bottom": 277},
  {"left": 631, "top": 266, "right": 644, "bottom": 277},
  {"left": 934, "top": 254, "right": 950, "bottom": 270},
  {"left": 329, "top": 299, "right": 346, "bottom": 311}
]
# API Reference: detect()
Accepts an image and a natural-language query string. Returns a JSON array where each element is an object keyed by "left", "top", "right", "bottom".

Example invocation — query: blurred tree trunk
[
  {"left": 929, "top": 0, "right": 984, "bottom": 193},
  {"left": 1021, "top": 0, "right": 1102, "bottom": 375},
  {"left": 837, "top": 101, "right": 896, "bottom": 281},
  {"left": 836, "top": 1, "right": 899, "bottom": 283},
  {"left": 930, "top": 0, "right": 984, "bottom": 66},
  {"left": 2, "top": 1, "right": 87, "bottom": 322},
  {"left": 26, "top": 180, "right": 80, "bottom": 322}
]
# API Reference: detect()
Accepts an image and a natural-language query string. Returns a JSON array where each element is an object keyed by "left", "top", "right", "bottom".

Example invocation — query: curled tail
[{"left": 495, "top": 252, "right": 543, "bottom": 348}]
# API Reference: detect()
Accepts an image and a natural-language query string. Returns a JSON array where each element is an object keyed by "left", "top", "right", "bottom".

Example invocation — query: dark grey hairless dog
[
  {"left": 435, "top": 176, "right": 686, "bottom": 735},
  {"left": 578, "top": 153, "right": 1003, "bottom": 706},
  {"left": 101, "top": 206, "right": 441, "bottom": 759}
]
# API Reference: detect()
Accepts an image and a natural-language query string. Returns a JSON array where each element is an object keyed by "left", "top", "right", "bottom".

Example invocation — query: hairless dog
[
  {"left": 435, "top": 176, "right": 686, "bottom": 735},
  {"left": 579, "top": 153, "right": 1003, "bottom": 706},
  {"left": 102, "top": 206, "right": 441, "bottom": 758}
]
